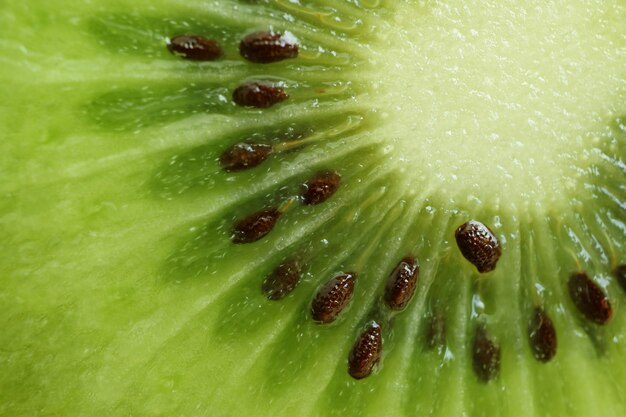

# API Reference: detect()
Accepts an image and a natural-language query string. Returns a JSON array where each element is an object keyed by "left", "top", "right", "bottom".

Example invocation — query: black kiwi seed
[
  {"left": 425, "top": 310, "right": 446, "bottom": 350},
  {"left": 568, "top": 272, "right": 612, "bottom": 325},
  {"left": 472, "top": 325, "right": 500, "bottom": 382},
  {"left": 231, "top": 208, "right": 281, "bottom": 244},
  {"left": 528, "top": 306, "right": 557, "bottom": 362},
  {"left": 455, "top": 220, "right": 502, "bottom": 273},
  {"left": 232, "top": 81, "right": 288, "bottom": 108},
  {"left": 311, "top": 272, "right": 356, "bottom": 324},
  {"left": 384, "top": 256, "right": 419, "bottom": 311},
  {"left": 219, "top": 142, "right": 273, "bottom": 172},
  {"left": 301, "top": 170, "right": 341, "bottom": 205},
  {"left": 262, "top": 259, "right": 304, "bottom": 300},
  {"left": 613, "top": 264, "right": 626, "bottom": 294},
  {"left": 167, "top": 35, "right": 223, "bottom": 61},
  {"left": 239, "top": 31, "right": 299, "bottom": 63},
  {"left": 348, "top": 321, "right": 383, "bottom": 380}
]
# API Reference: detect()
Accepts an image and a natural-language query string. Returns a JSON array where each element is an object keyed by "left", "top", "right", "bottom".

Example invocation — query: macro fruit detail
[{"left": 1, "top": 1, "right": 625, "bottom": 417}]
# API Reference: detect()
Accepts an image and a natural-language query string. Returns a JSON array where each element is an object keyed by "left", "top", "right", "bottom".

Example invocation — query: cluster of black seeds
[
  {"left": 453, "top": 219, "right": 557, "bottom": 375},
  {"left": 167, "top": 30, "right": 298, "bottom": 108},
  {"left": 166, "top": 24, "right": 626, "bottom": 387},
  {"left": 452, "top": 220, "right": 626, "bottom": 378},
  {"left": 345, "top": 255, "right": 421, "bottom": 379},
  {"left": 230, "top": 170, "right": 342, "bottom": 245},
  {"left": 230, "top": 197, "right": 622, "bottom": 384}
]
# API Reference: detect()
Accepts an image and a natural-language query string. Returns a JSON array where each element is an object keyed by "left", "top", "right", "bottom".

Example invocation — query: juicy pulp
[
  {"left": 1, "top": 1, "right": 625, "bottom": 417},
  {"left": 369, "top": 0, "right": 625, "bottom": 211}
]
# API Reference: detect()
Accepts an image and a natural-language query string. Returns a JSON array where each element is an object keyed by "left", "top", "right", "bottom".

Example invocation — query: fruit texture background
[{"left": 1, "top": 1, "right": 625, "bottom": 416}]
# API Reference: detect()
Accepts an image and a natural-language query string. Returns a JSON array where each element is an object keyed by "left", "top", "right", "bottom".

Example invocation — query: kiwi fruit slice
[{"left": 1, "top": 0, "right": 625, "bottom": 416}]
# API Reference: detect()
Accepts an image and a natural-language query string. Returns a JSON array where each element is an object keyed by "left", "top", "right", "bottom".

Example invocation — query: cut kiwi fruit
[{"left": 1, "top": 0, "right": 625, "bottom": 416}]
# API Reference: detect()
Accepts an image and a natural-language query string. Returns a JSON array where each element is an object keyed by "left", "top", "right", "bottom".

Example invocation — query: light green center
[{"left": 367, "top": 0, "right": 625, "bottom": 212}]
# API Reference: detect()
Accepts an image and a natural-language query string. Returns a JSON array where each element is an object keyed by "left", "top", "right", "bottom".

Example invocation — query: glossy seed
[
  {"left": 167, "top": 35, "right": 223, "bottom": 61},
  {"left": 301, "top": 170, "right": 341, "bottom": 205},
  {"left": 568, "top": 272, "right": 612, "bottom": 325},
  {"left": 231, "top": 208, "right": 281, "bottom": 244},
  {"left": 348, "top": 321, "right": 382, "bottom": 379},
  {"left": 219, "top": 142, "right": 272, "bottom": 172},
  {"left": 425, "top": 311, "right": 446, "bottom": 350},
  {"left": 232, "top": 82, "right": 288, "bottom": 108},
  {"left": 472, "top": 325, "right": 500, "bottom": 382},
  {"left": 311, "top": 272, "right": 356, "bottom": 324},
  {"left": 613, "top": 264, "right": 626, "bottom": 294},
  {"left": 384, "top": 256, "right": 419, "bottom": 311},
  {"left": 239, "top": 31, "right": 298, "bottom": 63},
  {"left": 262, "top": 260, "right": 304, "bottom": 300},
  {"left": 455, "top": 220, "right": 501, "bottom": 273},
  {"left": 528, "top": 307, "right": 557, "bottom": 362}
]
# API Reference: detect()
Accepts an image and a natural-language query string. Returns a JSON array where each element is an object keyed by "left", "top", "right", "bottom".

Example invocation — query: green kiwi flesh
[{"left": 1, "top": 1, "right": 625, "bottom": 416}]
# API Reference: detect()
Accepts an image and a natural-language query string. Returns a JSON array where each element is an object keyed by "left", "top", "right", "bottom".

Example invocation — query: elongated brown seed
[
  {"left": 232, "top": 208, "right": 281, "bottom": 244},
  {"left": 240, "top": 31, "right": 298, "bottom": 63},
  {"left": 568, "top": 272, "right": 612, "bottom": 325},
  {"left": 528, "top": 307, "right": 557, "bottom": 362},
  {"left": 301, "top": 170, "right": 341, "bottom": 205},
  {"left": 472, "top": 325, "right": 500, "bottom": 382},
  {"left": 455, "top": 220, "right": 501, "bottom": 273},
  {"left": 232, "top": 82, "right": 288, "bottom": 108},
  {"left": 613, "top": 264, "right": 626, "bottom": 294},
  {"left": 167, "top": 35, "right": 223, "bottom": 61},
  {"left": 220, "top": 142, "right": 272, "bottom": 172},
  {"left": 425, "top": 310, "right": 446, "bottom": 350},
  {"left": 262, "top": 260, "right": 304, "bottom": 300},
  {"left": 348, "top": 321, "right": 382, "bottom": 379},
  {"left": 384, "top": 256, "right": 419, "bottom": 311},
  {"left": 311, "top": 272, "right": 356, "bottom": 324}
]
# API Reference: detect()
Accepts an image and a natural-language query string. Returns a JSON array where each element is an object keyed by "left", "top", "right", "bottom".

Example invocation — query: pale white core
[{"left": 367, "top": 0, "right": 625, "bottom": 211}]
